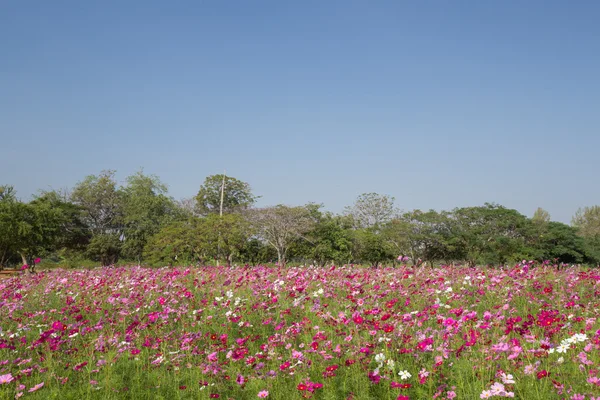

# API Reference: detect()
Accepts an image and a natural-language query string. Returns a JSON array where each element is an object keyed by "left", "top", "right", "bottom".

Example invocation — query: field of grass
[{"left": 1, "top": 263, "right": 599, "bottom": 399}]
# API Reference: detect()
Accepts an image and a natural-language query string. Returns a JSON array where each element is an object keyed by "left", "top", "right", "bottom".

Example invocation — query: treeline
[{"left": 1, "top": 171, "right": 600, "bottom": 268}]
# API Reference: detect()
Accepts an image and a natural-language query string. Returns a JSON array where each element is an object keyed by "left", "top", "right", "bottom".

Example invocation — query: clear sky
[{"left": 1, "top": 1, "right": 599, "bottom": 223}]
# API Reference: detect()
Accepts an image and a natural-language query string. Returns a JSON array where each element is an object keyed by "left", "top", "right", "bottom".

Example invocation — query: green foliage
[
  {"left": 200, "top": 213, "right": 255, "bottom": 266},
  {"left": 352, "top": 228, "right": 394, "bottom": 267},
  {"left": 572, "top": 206, "right": 600, "bottom": 238},
  {"left": 0, "top": 188, "right": 83, "bottom": 268},
  {"left": 536, "top": 221, "right": 586, "bottom": 263},
  {"left": 120, "top": 171, "right": 181, "bottom": 262},
  {"left": 290, "top": 210, "right": 353, "bottom": 266},
  {"left": 394, "top": 210, "right": 459, "bottom": 264},
  {"left": 308, "top": 213, "right": 353, "bottom": 266},
  {"left": 5, "top": 171, "right": 600, "bottom": 268},
  {"left": 71, "top": 170, "right": 123, "bottom": 235},
  {"left": 195, "top": 174, "right": 256, "bottom": 216},
  {"left": 33, "top": 190, "right": 90, "bottom": 252},
  {"left": 238, "top": 238, "right": 278, "bottom": 265},
  {"left": 143, "top": 219, "right": 205, "bottom": 266},
  {"left": 451, "top": 204, "right": 533, "bottom": 265},
  {"left": 86, "top": 234, "right": 122, "bottom": 265},
  {"left": 572, "top": 206, "right": 600, "bottom": 264},
  {"left": 532, "top": 207, "right": 551, "bottom": 225}
]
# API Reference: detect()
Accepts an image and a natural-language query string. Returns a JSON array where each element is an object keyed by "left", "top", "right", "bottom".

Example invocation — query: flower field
[{"left": 1, "top": 264, "right": 600, "bottom": 399}]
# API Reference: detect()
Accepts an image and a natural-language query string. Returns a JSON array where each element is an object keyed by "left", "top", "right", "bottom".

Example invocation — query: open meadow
[{"left": 1, "top": 263, "right": 600, "bottom": 400}]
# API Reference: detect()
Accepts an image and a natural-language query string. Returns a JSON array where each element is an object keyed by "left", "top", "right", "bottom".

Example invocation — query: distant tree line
[{"left": 1, "top": 171, "right": 600, "bottom": 268}]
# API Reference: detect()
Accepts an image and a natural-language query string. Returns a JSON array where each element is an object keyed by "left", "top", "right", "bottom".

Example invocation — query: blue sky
[{"left": 1, "top": 1, "right": 599, "bottom": 223}]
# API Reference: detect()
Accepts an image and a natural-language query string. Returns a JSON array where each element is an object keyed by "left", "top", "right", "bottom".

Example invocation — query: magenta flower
[
  {"left": 207, "top": 351, "right": 218, "bottom": 362},
  {"left": 236, "top": 374, "right": 245, "bottom": 385}
]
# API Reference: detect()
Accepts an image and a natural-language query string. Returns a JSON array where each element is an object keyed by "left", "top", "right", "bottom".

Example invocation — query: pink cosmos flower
[
  {"left": 236, "top": 374, "right": 245, "bottom": 385},
  {"left": 258, "top": 390, "right": 269, "bottom": 398},
  {"left": 0, "top": 374, "right": 14, "bottom": 384},
  {"left": 28, "top": 382, "right": 44, "bottom": 392}
]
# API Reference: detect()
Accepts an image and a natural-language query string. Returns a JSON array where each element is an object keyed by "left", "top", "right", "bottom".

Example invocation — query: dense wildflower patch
[{"left": 1, "top": 263, "right": 600, "bottom": 399}]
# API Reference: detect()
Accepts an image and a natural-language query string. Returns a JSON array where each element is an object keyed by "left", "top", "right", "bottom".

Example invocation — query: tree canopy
[
  {"left": 195, "top": 174, "right": 256, "bottom": 216},
  {"left": 2, "top": 172, "right": 599, "bottom": 268}
]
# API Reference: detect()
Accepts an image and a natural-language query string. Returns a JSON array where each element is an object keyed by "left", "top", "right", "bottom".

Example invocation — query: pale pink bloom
[
  {"left": 258, "top": 390, "right": 269, "bottom": 398},
  {"left": 490, "top": 382, "right": 505, "bottom": 396},
  {"left": 524, "top": 364, "right": 535, "bottom": 375},
  {"left": 28, "top": 382, "right": 44, "bottom": 392},
  {"left": 578, "top": 351, "right": 594, "bottom": 366},
  {"left": 501, "top": 373, "right": 515, "bottom": 384},
  {"left": 0, "top": 374, "right": 14, "bottom": 384}
]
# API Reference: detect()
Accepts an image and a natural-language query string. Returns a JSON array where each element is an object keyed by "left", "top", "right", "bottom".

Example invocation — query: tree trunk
[
  {"left": 276, "top": 249, "right": 283, "bottom": 266},
  {"left": 20, "top": 253, "right": 28, "bottom": 266}
]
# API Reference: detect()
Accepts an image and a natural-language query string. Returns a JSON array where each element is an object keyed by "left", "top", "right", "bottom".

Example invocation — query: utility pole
[
  {"left": 217, "top": 171, "right": 226, "bottom": 266},
  {"left": 219, "top": 171, "right": 226, "bottom": 217}
]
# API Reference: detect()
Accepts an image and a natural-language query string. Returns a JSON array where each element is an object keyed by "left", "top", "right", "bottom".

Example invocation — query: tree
[
  {"left": 71, "top": 170, "right": 123, "bottom": 236},
  {"left": 195, "top": 174, "right": 257, "bottom": 216},
  {"left": 238, "top": 238, "right": 277, "bottom": 265},
  {"left": 0, "top": 186, "right": 19, "bottom": 267},
  {"left": 381, "top": 218, "right": 413, "bottom": 260},
  {"left": 248, "top": 205, "right": 314, "bottom": 265},
  {"left": 572, "top": 206, "right": 600, "bottom": 265},
  {"left": 34, "top": 190, "right": 90, "bottom": 252},
  {"left": 451, "top": 204, "right": 534, "bottom": 266},
  {"left": 120, "top": 171, "right": 181, "bottom": 262},
  {"left": 572, "top": 206, "right": 600, "bottom": 238},
  {"left": 532, "top": 207, "right": 551, "bottom": 225},
  {"left": 0, "top": 185, "right": 16, "bottom": 202},
  {"left": 143, "top": 218, "right": 207, "bottom": 266},
  {"left": 290, "top": 210, "right": 353, "bottom": 266},
  {"left": 86, "top": 234, "right": 122, "bottom": 266},
  {"left": 387, "top": 210, "right": 459, "bottom": 265},
  {"left": 536, "top": 222, "right": 585, "bottom": 263},
  {"left": 198, "top": 213, "right": 254, "bottom": 266},
  {"left": 352, "top": 228, "right": 394, "bottom": 267},
  {"left": 0, "top": 190, "right": 80, "bottom": 268},
  {"left": 344, "top": 193, "right": 397, "bottom": 229}
]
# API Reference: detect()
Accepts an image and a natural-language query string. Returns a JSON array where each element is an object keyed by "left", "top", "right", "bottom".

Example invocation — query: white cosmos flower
[
  {"left": 398, "top": 370, "right": 411, "bottom": 380},
  {"left": 556, "top": 344, "right": 569, "bottom": 353}
]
